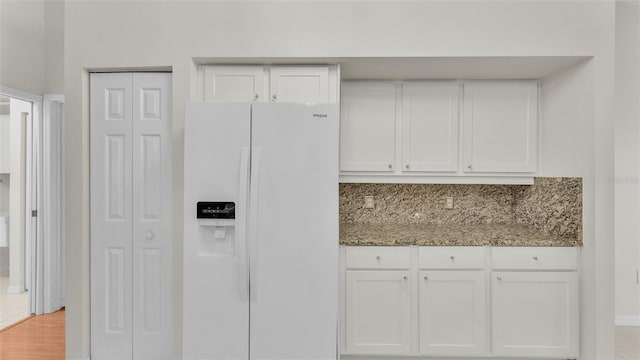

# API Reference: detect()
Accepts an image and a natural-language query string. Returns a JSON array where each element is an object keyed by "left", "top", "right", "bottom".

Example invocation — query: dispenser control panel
[{"left": 197, "top": 202, "right": 235, "bottom": 219}]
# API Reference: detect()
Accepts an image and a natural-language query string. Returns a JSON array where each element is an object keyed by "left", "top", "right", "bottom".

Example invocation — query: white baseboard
[
  {"left": 6, "top": 286, "right": 25, "bottom": 294},
  {"left": 616, "top": 315, "right": 640, "bottom": 326}
]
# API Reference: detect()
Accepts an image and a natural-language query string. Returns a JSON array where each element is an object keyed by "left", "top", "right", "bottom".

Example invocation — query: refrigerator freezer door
[
  {"left": 183, "top": 103, "right": 251, "bottom": 360},
  {"left": 249, "top": 103, "right": 339, "bottom": 360}
]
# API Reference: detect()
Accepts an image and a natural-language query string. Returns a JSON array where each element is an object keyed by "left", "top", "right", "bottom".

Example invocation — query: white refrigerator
[{"left": 183, "top": 102, "right": 339, "bottom": 360}]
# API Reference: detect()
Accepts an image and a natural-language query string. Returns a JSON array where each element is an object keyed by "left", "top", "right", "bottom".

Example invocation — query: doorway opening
[
  {"left": 0, "top": 89, "right": 65, "bottom": 330},
  {"left": 0, "top": 95, "right": 33, "bottom": 329}
]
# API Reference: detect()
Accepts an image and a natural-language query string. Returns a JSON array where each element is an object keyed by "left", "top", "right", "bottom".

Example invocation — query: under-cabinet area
[{"left": 339, "top": 246, "right": 580, "bottom": 359}]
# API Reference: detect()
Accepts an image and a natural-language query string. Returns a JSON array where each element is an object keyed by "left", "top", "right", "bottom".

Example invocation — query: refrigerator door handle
[
  {"left": 237, "top": 147, "right": 250, "bottom": 301},
  {"left": 249, "top": 147, "right": 261, "bottom": 302}
]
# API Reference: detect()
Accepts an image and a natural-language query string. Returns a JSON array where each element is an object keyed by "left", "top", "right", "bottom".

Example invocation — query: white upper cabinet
[
  {"left": 204, "top": 66, "right": 266, "bottom": 102},
  {"left": 0, "top": 114, "right": 9, "bottom": 174},
  {"left": 340, "top": 82, "right": 397, "bottom": 172},
  {"left": 269, "top": 66, "right": 330, "bottom": 103},
  {"left": 402, "top": 82, "right": 459, "bottom": 172},
  {"left": 462, "top": 81, "right": 538, "bottom": 173},
  {"left": 200, "top": 65, "right": 337, "bottom": 103},
  {"left": 339, "top": 80, "right": 538, "bottom": 183}
]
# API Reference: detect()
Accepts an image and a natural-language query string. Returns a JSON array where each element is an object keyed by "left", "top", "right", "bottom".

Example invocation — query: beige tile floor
[
  {"left": 0, "top": 272, "right": 30, "bottom": 329},
  {"left": 617, "top": 326, "right": 640, "bottom": 360}
]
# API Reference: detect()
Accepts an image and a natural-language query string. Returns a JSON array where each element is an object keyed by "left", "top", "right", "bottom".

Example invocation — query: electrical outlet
[
  {"left": 364, "top": 196, "right": 375, "bottom": 209},
  {"left": 445, "top": 197, "right": 454, "bottom": 209}
]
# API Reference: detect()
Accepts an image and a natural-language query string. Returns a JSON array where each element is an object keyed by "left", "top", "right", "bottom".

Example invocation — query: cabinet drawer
[
  {"left": 491, "top": 247, "right": 578, "bottom": 270},
  {"left": 419, "top": 246, "right": 486, "bottom": 269},
  {"left": 346, "top": 246, "right": 411, "bottom": 269}
]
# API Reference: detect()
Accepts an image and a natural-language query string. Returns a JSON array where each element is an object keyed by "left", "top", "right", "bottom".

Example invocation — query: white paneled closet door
[{"left": 90, "top": 72, "right": 173, "bottom": 360}]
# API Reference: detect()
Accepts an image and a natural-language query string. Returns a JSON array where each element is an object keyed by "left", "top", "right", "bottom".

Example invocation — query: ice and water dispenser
[{"left": 197, "top": 201, "right": 236, "bottom": 256}]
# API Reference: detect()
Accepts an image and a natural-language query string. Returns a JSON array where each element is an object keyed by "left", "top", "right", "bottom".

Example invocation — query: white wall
[
  {"left": 0, "top": 0, "right": 64, "bottom": 95},
  {"left": 64, "top": 1, "right": 616, "bottom": 359},
  {"left": 0, "top": 0, "right": 45, "bottom": 95},
  {"left": 44, "top": 0, "right": 64, "bottom": 94},
  {"left": 615, "top": 0, "right": 640, "bottom": 325}
]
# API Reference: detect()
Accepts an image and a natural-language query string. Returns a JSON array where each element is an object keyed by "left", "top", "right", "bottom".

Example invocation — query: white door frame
[{"left": 43, "top": 94, "right": 65, "bottom": 311}]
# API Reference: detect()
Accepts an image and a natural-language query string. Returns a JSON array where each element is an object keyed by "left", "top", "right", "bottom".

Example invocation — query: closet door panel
[
  {"left": 90, "top": 73, "right": 134, "bottom": 360},
  {"left": 132, "top": 73, "right": 173, "bottom": 359}
]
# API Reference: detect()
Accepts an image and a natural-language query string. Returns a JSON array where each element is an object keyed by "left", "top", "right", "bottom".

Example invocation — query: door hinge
[{"left": 31, "top": 210, "right": 37, "bottom": 217}]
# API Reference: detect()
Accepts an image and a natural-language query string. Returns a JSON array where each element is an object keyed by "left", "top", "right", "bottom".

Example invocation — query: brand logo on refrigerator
[{"left": 312, "top": 113, "right": 328, "bottom": 118}]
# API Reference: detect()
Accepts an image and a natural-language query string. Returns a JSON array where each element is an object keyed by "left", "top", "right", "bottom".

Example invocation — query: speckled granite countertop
[{"left": 340, "top": 223, "right": 582, "bottom": 247}]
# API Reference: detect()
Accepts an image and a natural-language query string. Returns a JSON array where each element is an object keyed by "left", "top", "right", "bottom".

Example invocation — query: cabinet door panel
[
  {"left": 346, "top": 271, "right": 412, "bottom": 354},
  {"left": 204, "top": 66, "right": 265, "bottom": 102},
  {"left": 463, "top": 81, "right": 537, "bottom": 173},
  {"left": 269, "top": 66, "right": 329, "bottom": 103},
  {"left": 419, "top": 271, "right": 486, "bottom": 355},
  {"left": 491, "top": 271, "right": 579, "bottom": 358},
  {"left": 340, "top": 82, "right": 396, "bottom": 172},
  {"left": 402, "top": 82, "right": 459, "bottom": 172}
]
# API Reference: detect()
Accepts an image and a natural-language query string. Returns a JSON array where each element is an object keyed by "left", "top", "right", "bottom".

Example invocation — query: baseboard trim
[
  {"left": 616, "top": 315, "right": 640, "bottom": 326},
  {"left": 6, "top": 286, "right": 25, "bottom": 294}
]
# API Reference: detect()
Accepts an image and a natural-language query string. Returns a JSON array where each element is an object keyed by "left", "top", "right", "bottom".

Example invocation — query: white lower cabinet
[
  {"left": 345, "top": 270, "right": 412, "bottom": 355},
  {"left": 419, "top": 271, "right": 487, "bottom": 356},
  {"left": 341, "top": 246, "right": 579, "bottom": 359},
  {"left": 491, "top": 271, "right": 579, "bottom": 358}
]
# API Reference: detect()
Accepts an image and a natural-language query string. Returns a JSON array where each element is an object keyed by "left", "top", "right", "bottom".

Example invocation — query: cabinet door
[
  {"left": 269, "top": 66, "right": 329, "bottom": 103},
  {"left": 346, "top": 270, "right": 412, "bottom": 355},
  {"left": 340, "top": 82, "right": 397, "bottom": 172},
  {"left": 0, "top": 114, "right": 9, "bottom": 173},
  {"left": 419, "top": 271, "right": 487, "bottom": 356},
  {"left": 491, "top": 271, "right": 579, "bottom": 358},
  {"left": 463, "top": 81, "right": 537, "bottom": 173},
  {"left": 402, "top": 82, "right": 459, "bottom": 172},
  {"left": 203, "top": 65, "right": 266, "bottom": 102}
]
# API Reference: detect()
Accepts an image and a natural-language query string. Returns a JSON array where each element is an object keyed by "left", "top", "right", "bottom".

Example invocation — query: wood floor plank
[{"left": 0, "top": 309, "right": 64, "bottom": 360}]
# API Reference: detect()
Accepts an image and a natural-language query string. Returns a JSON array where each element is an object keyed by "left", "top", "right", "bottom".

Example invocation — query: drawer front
[
  {"left": 491, "top": 247, "right": 578, "bottom": 270},
  {"left": 419, "top": 246, "right": 486, "bottom": 269},
  {"left": 346, "top": 246, "right": 411, "bottom": 269}
]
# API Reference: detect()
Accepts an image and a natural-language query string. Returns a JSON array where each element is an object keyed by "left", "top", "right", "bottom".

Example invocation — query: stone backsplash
[{"left": 339, "top": 177, "right": 582, "bottom": 242}]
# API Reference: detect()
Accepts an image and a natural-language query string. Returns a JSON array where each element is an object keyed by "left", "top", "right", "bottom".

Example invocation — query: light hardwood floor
[{"left": 0, "top": 309, "right": 64, "bottom": 360}]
